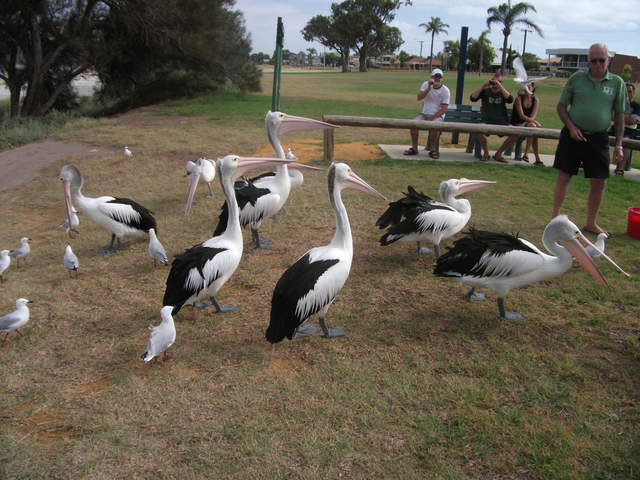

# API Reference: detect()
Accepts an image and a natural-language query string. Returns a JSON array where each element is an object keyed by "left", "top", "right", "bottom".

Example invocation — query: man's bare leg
[
  {"left": 585, "top": 178, "right": 606, "bottom": 232},
  {"left": 552, "top": 171, "right": 573, "bottom": 218}
]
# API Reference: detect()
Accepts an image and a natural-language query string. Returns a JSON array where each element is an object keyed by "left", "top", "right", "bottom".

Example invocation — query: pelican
[
  {"left": 213, "top": 111, "right": 335, "bottom": 249},
  {"left": 433, "top": 215, "right": 628, "bottom": 320},
  {"left": 9, "top": 237, "right": 31, "bottom": 267},
  {"left": 1, "top": 298, "right": 30, "bottom": 347},
  {"left": 124, "top": 146, "right": 133, "bottom": 158},
  {"left": 184, "top": 157, "right": 216, "bottom": 215},
  {"left": 148, "top": 228, "right": 168, "bottom": 266},
  {"left": 377, "top": 179, "right": 495, "bottom": 257},
  {"left": 58, "top": 206, "right": 80, "bottom": 237},
  {"left": 63, "top": 245, "right": 79, "bottom": 275},
  {"left": 0, "top": 250, "right": 10, "bottom": 282},
  {"left": 60, "top": 165, "right": 157, "bottom": 254},
  {"left": 513, "top": 56, "right": 552, "bottom": 91},
  {"left": 266, "top": 162, "right": 385, "bottom": 343},
  {"left": 140, "top": 306, "right": 176, "bottom": 362},
  {"left": 164, "top": 155, "right": 294, "bottom": 315}
]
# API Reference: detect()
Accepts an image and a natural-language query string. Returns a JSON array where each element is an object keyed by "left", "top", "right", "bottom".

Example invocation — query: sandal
[
  {"left": 614, "top": 168, "right": 624, "bottom": 176},
  {"left": 404, "top": 147, "right": 418, "bottom": 156},
  {"left": 583, "top": 227, "right": 612, "bottom": 238},
  {"left": 480, "top": 154, "right": 490, "bottom": 162},
  {"left": 521, "top": 154, "right": 530, "bottom": 163},
  {"left": 493, "top": 154, "right": 508, "bottom": 164},
  {"left": 429, "top": 151, "right": 440, "bottom": 159},
  {"left": 533, "top": 160, "right": 544, "bottom": 166}
]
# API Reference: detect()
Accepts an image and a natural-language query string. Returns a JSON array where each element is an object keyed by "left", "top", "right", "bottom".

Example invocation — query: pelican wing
[
  {"left": 163, "top": 244, "right": 228, "bottom": 313},
  {"left": 213, "top": 180, "right": 272, "bottom": 235},
  {"left": 380, "top": 203, "right": 456, "bottom": 245},
  {"left": 100, "top": 198, "right": 156, "bottom": 232},
  {"left": 267, "top": 251, "right": 341, "bottom": 343},
  {"left": 376, "top": 186, "right": 435, "bottom": 229}
]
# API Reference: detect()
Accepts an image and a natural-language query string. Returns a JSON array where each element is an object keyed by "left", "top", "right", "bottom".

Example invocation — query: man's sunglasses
[{"left": 590, "top": 58, "right": 607, "bottom": 64}]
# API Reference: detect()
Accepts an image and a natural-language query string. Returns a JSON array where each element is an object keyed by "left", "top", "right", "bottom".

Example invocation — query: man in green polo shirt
[{"left": 552, "top": 43, "right": 626, "bottom": 236}]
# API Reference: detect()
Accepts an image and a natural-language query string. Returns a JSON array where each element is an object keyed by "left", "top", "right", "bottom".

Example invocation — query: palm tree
[
  {"left": 419, "top": 16, "right": 450, "bottom": 71},
  {"left": 477, "top": 29, "right": 491, "bottom": 75},
  {"left": 486, "top": 1, "right": 542, "bottom": 75}
]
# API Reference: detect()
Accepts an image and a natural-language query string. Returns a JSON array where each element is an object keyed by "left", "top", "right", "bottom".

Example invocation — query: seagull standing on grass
[
  {"left": 140, "top": 306, "right": 176, "bottom": 362},
  {"left": 0, "top": 298, "right": 31, "bottom": 347},
  {"left": 63, "top": 245, "right": 79, "bottom": 275},
  {"left": 59, "top": 206, "right": 80, "bottom": 237},
  {"left": 585, "top": 232, "right": 609, "bottom": 259},
  {"left": 148, "top": 228, "right": 168, "bottom": 266},
  {"left": 10, "top": 237, "right": 31, "bottom": 267},
  {"left": 124, "top": 146, "right": 133, "bottom": 158},
  {"left": 0, "top": 250, "right": 10, "bottom": 282}
]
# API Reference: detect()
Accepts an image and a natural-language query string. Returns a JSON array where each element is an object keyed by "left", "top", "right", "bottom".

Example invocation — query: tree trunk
[
  {"left": 500, "top": 31, "right": 509, "bottom": 75},
  {"left": 340, "top": 49, "right": 349, "bottom": 72},
  {"left": 358, "top": 43, "right": 368, "bottom": 72},
  {"left": 429, "top": 31, "right": 435, "bottom": 71},
  {"left": 8, "top": 82, "right": 22, "bottom": 118}
]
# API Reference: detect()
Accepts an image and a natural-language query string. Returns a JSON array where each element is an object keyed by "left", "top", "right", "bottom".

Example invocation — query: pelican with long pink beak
[
  {"left": 212, "top": 111, "right": 336, "bottom": 249},
  {"left": 184, "top": 158, "right": 216, "bottom": 215},
  {"left": 266, "top": 163, "right": 386, "bottom": 343},
  {"left": 164, "top": 155, "right": 297, "bottom": 315},
  {"left": 434, "top": 215, "right": 628, "bottom": 320}
]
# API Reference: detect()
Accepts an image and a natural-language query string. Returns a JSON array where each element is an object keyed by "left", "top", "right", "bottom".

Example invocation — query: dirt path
[{"left": 0, "top": 140, "right": 113, "bottom": 192}]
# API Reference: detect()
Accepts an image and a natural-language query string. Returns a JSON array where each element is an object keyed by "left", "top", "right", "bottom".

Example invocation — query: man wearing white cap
[{"left": 404, "top": 68, "right": 450, "bottom": 159}]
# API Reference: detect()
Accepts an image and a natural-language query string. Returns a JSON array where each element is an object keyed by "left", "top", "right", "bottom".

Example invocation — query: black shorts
[{"left": 553, "top": 127, "right": 610, "bottom": 179}]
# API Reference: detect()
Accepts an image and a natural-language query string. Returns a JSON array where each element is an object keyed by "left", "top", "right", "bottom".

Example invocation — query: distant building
[
  {"left": 537, "top": 56, "right": 561, "bottom": 69},
  {"left": 609, "top": 53, "right": 640, "bottom": 83},
  {"left": 545, "top": 48, "right": 639, "bottom": 82},
  {"left": 406, "top": 57, "right": 441, "bottom": 71}
]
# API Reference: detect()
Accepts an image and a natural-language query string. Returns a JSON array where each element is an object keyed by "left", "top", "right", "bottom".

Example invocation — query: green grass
[{"left": 1, "top": 70, "right": 639, "bottom": 480}]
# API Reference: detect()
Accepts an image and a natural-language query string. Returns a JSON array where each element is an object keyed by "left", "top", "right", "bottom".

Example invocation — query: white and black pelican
[
  {"left": 164, "top": 155, "right": 294, "bottom": 315},
  {"left": 63, "top": 245, "right": 79, "bottom": 275},
  {"left": 184, "top": 157, "right": 216, "bottom": 215},
  {"left": 140, "top": 306, "right": 176, "bottom": 362},
  {"left": 1, "top": 298, "right": 30, "bottom": 347},
  {"left": 60, "top": 165, "right": 157, "bottom": 253},
  {"left": 213, "top": 111, "right": 335, "bottom": 249},
  {"left": 0, "top": 250, "right": 10, "bottom": 282},
  {"left": 266, "top": 162, "right": 385, "bottom": 343},
  {"left": 9, "top": 237, "right": 31, "bottom": 266},
  {"left": 377, "top": 178, "right": 495, "bottom": 257},
  {"left": 433, "top": 215, "right": 628, "bottom": 320}
]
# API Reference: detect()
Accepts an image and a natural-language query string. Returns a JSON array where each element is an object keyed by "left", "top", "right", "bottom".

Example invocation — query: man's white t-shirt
[{"left": 419, "top": 82, "right": 451, "bottom": 120}]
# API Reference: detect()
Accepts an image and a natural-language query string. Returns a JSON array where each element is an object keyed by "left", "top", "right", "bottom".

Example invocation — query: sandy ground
[{"left": 0, "top": 140, "right": 113, "bottom": 192}]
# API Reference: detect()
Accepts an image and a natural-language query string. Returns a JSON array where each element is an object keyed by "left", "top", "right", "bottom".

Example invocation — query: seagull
[
  {"left": 58, "top": 206, "right": 80, "bottom": 237},
  {"left": 585, "top": 232, "right": 609, "bottom": 259},
  {"left": 0, "top": 250, "right": 10, "bottom": 283},
  {"left": 63, "top": 245, "right": 79, "bottom": 275},
  {"left": 140, "top": 306, "right": 176, "bottom": 362},
  {"left": 124, "top": 146, "right": 133, "bottom": 158},
  {"left": 9, "top": 237, "right": 31, "bottom": 267},
  {"left": 1, "top": 298, "right": 31, "bottom": 347},
  {"left": 60, "top": 165, "right": 157, "bottom": 254},
  {"left": 148, "top": 228, "right": 168, "bottom": 266},
  {"left": 513, "top": 56, "right": 552, "bottom": 91}
]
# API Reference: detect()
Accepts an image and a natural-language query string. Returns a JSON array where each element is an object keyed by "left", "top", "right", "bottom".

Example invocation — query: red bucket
[{"left": 628, "top": 207, "right": 640, "bottom": 239}]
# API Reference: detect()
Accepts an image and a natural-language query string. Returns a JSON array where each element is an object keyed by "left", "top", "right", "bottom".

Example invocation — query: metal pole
[
  {"left": 418, "top": 40, "right": 424, "bottom": 58},
  {"left": 452, "top": 26, "right": 468, "bottom": 144},
  {"left": 271, "top": 17, "right": 284, "bottom": 112}
]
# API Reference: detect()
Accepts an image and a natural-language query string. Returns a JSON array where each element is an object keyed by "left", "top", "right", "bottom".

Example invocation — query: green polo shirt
[{"left": 559, "top": 69, "right": 626, "bottom": 132}]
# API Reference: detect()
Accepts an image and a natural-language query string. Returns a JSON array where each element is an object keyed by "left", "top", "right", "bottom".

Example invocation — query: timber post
[{"left": 323, "top": 115, "right": 335, "bottom": 163}]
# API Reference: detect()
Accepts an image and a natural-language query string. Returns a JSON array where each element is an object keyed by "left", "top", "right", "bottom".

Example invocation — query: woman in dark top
[{"left": 494, "top": 83, "right": 544, "bottom": 165}]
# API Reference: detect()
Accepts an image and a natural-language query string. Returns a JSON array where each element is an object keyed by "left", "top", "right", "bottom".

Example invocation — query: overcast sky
[{"left": 234, "top": 0, "right": 640, "bottom": 60}]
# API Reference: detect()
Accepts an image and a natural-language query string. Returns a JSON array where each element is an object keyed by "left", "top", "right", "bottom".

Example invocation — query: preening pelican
[
  {"left": 434, "top": 215, "right": 628, "bottom": 320},
  {"left": 0, "top": 250, "right": 10, "bottom": 282},
  {"left": 184, "top": 158, "right": 216, "bottom": 215},
  {"left": 164, "top": 155, "right": 294, "bottom": 315},
  {"left": 266, "top": 162, "right": 385, "bottom": 343},
  {"left": 60, "top": 165, "right": 157, "bottom": 254},
  {"left": 213, "top": 111, "right": 335, "bottom": 249},
  {"left": 9, "top": 237, "right": 31, "bottom": 267},
  {"left": 377, "top": 178, "right": 495, "bottom": 257},
  {"left": 140, "top": 306, "right": 176, "bottom": 362},
  {"left": 1, "top": 298, "right": 30, "bottom": 347}
]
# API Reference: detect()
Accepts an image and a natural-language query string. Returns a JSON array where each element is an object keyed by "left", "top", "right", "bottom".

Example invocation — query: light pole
[
  {"left": 520, "top": 27, "right": 533, "bottom": 57},
  {"left": 417, "top": 40, "right": 424, "bottom": 58}
]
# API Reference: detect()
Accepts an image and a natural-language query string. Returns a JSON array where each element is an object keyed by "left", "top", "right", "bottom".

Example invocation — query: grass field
[{"left": 1, "top": 70, "right": 639, "bottom": 479}]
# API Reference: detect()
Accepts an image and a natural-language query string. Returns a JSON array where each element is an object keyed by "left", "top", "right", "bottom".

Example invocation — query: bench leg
[{"left": 514, "top": 136, "right": 525, "bottom": 160}]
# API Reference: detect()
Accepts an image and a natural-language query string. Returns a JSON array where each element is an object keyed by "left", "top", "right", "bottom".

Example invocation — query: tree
[
  {"left": 419, "top": 16, "right": 449, "bottom": 71},
  {"left": 442, "top": 40, "right": 460, "bottom": 71},
  {"left": 398, "top": 50, "right": 411, "bottom": 68},
  {"left": 306, "top": 47, "right": 317, "bottom": 65},
  {"left": 521, "top": 52, "right": 538, "bottom": 71},
  {"left": 477, "top": 29, "right": 491, "bottom": 74},
  {"left": 468, "top": 34, "right": 495, "bottom": 73},
  {"left": 250, "top": 53, "right": 270, "bottom": 64},
  {"left": 622, "top": 64, "right": 633, "bottom": 82},
  {"left": 0, "top": 0, "right": 260, "bottom": 118},
  {"left": 302, "top": 9, "right": 354, "bottom": 72},
  {"left": 486, "top": 0, "right": 542, "bottom": 75},
  {"left": 323, "top": 52, "right": 340, "bottom": 67}
]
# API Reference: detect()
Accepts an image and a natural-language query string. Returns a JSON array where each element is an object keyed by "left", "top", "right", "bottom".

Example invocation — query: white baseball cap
[{"left": 431, "top": 68, "right": 444, "bottom": 77}]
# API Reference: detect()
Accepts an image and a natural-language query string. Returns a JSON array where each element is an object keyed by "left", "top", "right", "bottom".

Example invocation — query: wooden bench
[
  {"left": 444, "top": 104, "right": 525, "bottom": 159},
  {"left": 623, "top": 127, "right": 640, "bottom": 170}
]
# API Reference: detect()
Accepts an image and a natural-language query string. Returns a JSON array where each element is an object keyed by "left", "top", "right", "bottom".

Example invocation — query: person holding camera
[
  {"left": 404, "top": 68, "right": 450, "bottom": 159},
  {"left": 552, "top": 43, "right": 626, "bottom": 236},
  {"left": 469, "top": 73, "right": 513, "bottom": 162}
]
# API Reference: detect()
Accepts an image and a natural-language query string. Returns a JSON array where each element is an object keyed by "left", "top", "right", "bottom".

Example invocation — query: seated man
[
  {"left": 404, "top": 68, "right": 450, "bottom": 159},
  {"left": 469, "top": 73, "right": 513, "bottom": 162}
]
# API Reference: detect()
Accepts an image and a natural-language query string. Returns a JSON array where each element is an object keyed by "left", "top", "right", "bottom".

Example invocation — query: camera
[{"left": 489, "top": 80, "right": 497, "bottom": 86}]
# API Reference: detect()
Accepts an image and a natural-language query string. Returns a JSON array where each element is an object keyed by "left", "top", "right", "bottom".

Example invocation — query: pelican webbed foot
[
  {"left": 417, "top": 242, "right": 432, "bottom": 255},
  {"left": 468, "top": 288, "right": 486, "bottom": 301},
  {"left": 211, "top": 297, "right": 238, "bottom": 313},
  {"left": 319, "top": 318, "right": 346, "bottom": 338},
  {"left": 293, "top": 323, "right": 317, "bottom": 339},
  {"left": 497, "top": 298, "right": 525, "bottom": 320}
]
